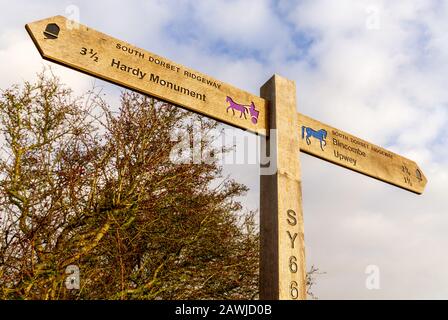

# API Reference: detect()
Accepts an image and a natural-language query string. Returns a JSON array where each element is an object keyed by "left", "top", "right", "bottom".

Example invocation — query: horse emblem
[
  {"left": 226, "top": 96, "right": 259, "bottom": 124},
  {"left": 302, "top": 126, "right": 327, "bottom": 151}
]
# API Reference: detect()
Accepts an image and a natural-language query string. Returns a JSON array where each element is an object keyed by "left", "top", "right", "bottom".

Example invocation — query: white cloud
[
  {"left": 0, "top": 33, "right": 91, "bottom": 94},
  {"left": 0, "top": 0, "right": 447, "bottom": 299},
  {"left": 278, "top": 0, "right": 448, "bottom": 299}
]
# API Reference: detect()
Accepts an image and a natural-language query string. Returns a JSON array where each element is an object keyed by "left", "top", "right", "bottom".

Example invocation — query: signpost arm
[
  {"left": 260, "top": 75, "right": 306, "bottom": 300},
  {"left": 24, "top": 16, "right": 428, "bottom": 301},
  {"left": 297, "top": 113, "right": 427, "bottom": 194}
]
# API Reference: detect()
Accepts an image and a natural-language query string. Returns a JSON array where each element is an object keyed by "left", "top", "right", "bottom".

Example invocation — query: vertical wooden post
[{"left": 259, "top": 75, "right": 306, "bottom": 300}]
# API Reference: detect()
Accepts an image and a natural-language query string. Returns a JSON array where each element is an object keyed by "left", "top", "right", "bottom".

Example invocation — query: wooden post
[
  {"left": 26, "top": 17, "right": 428, "bottom": 301},
  {"left": 260, "top": 75, "right": 306, "bottom": 300}
]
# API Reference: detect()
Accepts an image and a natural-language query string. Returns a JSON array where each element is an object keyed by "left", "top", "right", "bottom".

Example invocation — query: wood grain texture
[
  {"left": 26, "top": 16, "right": 268, "bottom": 136},
  {"left": 26, "top": 16, "right": 427, "bottom": 194},
  {"left": 298, "top": 113, "right": 427, "bottom": 194},
  {"left": 260, "top": 75, "right": 306, "bottom": 300},
  {"left": 25, "top": 15, "right": 428, "bottom": 302}
]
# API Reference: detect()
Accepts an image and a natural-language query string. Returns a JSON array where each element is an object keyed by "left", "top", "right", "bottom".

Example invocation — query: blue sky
[{"left": 1, "top": 0, "right": 448, "bottom": 299}]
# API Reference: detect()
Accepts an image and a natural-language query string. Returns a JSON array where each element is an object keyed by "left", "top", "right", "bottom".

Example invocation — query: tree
[{"left": 0, "top": 71, "right": 258, "bottom": 300}]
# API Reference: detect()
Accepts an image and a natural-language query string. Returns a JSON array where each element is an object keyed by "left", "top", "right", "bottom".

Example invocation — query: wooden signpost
[
  {"left": 26, "top": 16, "right": 268, "bottom": 136},
  {"left": 299, "top": 114, "right": 427, "bottom": 194},
  {"left": 26, "top": 16, "right": 427, "bottom": 300}
]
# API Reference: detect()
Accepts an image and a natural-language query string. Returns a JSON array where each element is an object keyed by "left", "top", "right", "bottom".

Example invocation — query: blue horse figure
[{"left": 302, "top": 126, "right": 327, "bottom": 151}]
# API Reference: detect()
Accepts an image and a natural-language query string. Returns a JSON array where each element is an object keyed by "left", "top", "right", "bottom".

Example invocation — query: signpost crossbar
[{"left": 26, "top": 15, "right": 428, "bottom": 300}]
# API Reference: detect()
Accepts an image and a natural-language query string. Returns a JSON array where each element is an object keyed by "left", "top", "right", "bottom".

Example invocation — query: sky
[{"left": 1, "top": 0, "right": 448, "bottom": 299}]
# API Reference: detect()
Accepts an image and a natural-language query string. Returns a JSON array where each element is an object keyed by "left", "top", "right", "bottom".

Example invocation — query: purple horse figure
[{"left": 226, "top": 96, "right": 248, "bottom": 119}]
